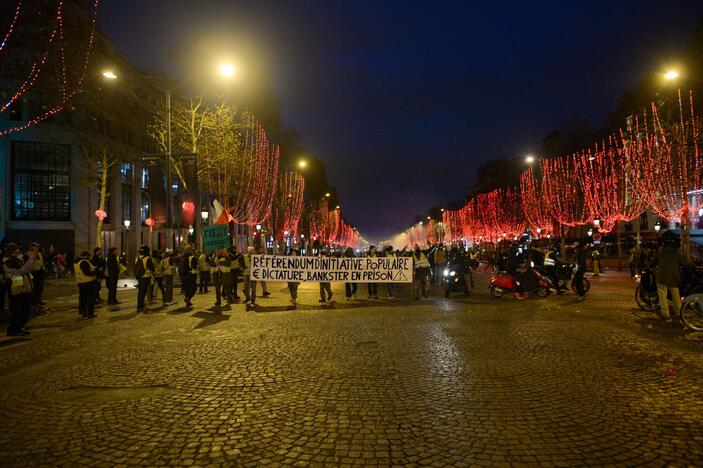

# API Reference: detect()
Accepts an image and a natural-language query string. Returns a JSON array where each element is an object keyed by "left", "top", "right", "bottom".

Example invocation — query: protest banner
[
  {"left": 203, "top": 225, "right": 230, "bottom": 250},
  {"left": 250, "top": 255, "right": 413, "bottom": 283}
]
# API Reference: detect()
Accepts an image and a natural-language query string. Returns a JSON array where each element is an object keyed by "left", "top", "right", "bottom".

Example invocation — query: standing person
[
  {"left": 433, "top": 244, "right": 447, "bottom": 285},
  {"left": 228, "top": 246, "right": 242, "bottom": 301},
  {"left": 4, "top": 243, "right": 36, "bottom": 335},
  {"left": 198, "top": 250, "right": 211, "bottom": 293},
  {"left": 91, "top": 248, "right": 106, "bottom": 304},
  {"left": 105, "top": 247, "right": 120, "bottom": 305},
  {"left": 384, "top": 245, "right": 396, "bottom": 299},
  {"left": 150, "top": 250, "right": 165, "bottom": 304},
  {"left": 134, "top": 245, "right": 154, "bottom": 312},
  {"left": 572, "top": 239, "right": 588, "bottom": 301},
  {"left": 367, "top": 245, "right": 379, "bottom": 299},
  {"left": 179, "top": 247, "right": 198, "bottom": 307},
  {"left": 30, "top": 243, "right": 47, "bottom": 309},
  {"left": 629, "top": 246, "right": 640, "bottom": 278},
  {"left": 343, "top": 247, "right": 358, "bottom": 300},
  {"left": 319, "top": 251, "right": 333, "bottom": 303},
  {"left": 74, "top": 250, "right": 98, "bottom": 319},
  {"left": 256, "top": 245, "right": 271, "bottom": 297},
  {"left": 161, "top": 251, "right": 175, "bottom": 305},
  {"left": 413, "top": 245, "right": 431, "bottom": 300},
  {"left": 287, "top": 249, "right": 301, "bottom": 306},
  {"left": 213, "top": 249, "right": 233, "bottom": 306},
  {"left": 45, "top": 245, "right": 55, "bottom": 280},
  {"left": 242, "top": 246, "right": 254, "bottom": 304},
  {"left": 591, "top": 247, "right": 601, "bottom": 277},
  {"left": 655, "top": 239, "right": 692, "bottom": 322}
]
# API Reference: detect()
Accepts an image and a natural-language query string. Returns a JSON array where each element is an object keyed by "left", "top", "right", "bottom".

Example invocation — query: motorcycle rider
[{"left": 446, "top": 246, "right": 473, "bottom": 294}]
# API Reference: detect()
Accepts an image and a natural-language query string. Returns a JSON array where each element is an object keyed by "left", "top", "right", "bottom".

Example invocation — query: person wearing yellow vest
[
  {"left": 433, "top": 244, "right": 447, "bottom": 286},
  {"left": 384, "top": 245, "right": 397, "bottom": 299},
  {"left": 413, "top": 244, "right": 431, "bottom": 300},
  {"left": 213, "top": 249, "right": 233, "bottom": 306},
  {"left": 4, "top": 243, "right": 36, "bottom": 335},
  {"left": 135, "top": 245, "right": 155, "bottom": 312},
  {"left": 161, "top": 251, "right": 175, "bottom": 304},
  {"left": 149, "top": 250, "right": 165, "bottom": 304},
  {"left": 74, "top": 250, "right": 99, "bottom": 319},
  {"left": 179, "top": 247, "right": 198, "bottom": 307}
]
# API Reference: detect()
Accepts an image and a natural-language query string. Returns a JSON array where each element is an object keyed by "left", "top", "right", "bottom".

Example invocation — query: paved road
[{"left": 1, "top": 271, "right": 702, "bottom": 466}]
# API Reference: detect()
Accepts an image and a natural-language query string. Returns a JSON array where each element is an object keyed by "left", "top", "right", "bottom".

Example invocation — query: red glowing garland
[
  {"left": 0, "top": 0, "right": 101, "bottom": 136},
  {"left": 274, "top": 171, "right": 305, "bottom": 239},
  {"left": 520, "top": 166, "right": 553, "bottom": 235},
  {"left": 0, "top": 0, "right": 22, "bottom": 53},
  {"left": 636, "top": 91, "right": 703, "bottom": 223},
  {"left": 228, "top": 118, "right": 279, "bottom": 226}
]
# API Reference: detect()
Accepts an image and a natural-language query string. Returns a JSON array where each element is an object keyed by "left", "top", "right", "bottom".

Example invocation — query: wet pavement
[{"left": 1, "top": 270, "right": 702, "bottom": 466}]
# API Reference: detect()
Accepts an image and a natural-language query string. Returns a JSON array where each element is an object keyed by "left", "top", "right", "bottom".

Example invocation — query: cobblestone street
[{"left": 1, "top": 271, "right": 703, "bottom": 466}]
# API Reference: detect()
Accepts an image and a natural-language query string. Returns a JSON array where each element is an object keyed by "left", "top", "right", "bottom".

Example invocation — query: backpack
[{"left": 134, "top": 256, "right": 145, "bottom": 279}]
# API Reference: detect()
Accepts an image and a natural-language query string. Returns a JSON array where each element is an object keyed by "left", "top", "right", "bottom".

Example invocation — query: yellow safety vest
[
  {"left": 136, "top": 256, "right": 152, "bottom": 278},
  {"left": 414, "top": 253, "right": 430, "bottom": 269},
  {"left": 544, "top": 251, "right": 555, "bottom": 267},
  {"left": 75, "top": 259, "right": 96, "bottom": 284},
  {"left": 153, "top": 257, "right": 164, "bottom": 277},
  {"left": 162, "top": 258, "right": 174, "bottom": 276},
  {"left": 217, "top": 257, "right": 231, "bottom": 273},
  {"left": 243, "top": 255, "right": 251, "bottom": 274}
]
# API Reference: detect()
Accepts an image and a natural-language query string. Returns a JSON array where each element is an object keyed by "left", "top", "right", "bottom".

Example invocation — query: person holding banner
[
  {"left": 228, "top": 246, "right": 242, "bottom": 301},
  {"left": 343, "top": 247, "right": 358, "bottom": 300},
  {"left": 413, "top": 244, "right": 431, "bottom": 300},
  {"left": 318, "top": 251, "right": 333, "bottom": 303},
  {"left": 384, "top": 245, "right": 397, "bottom": 299},
  {"left": 367, "top": 245, "right": 379, "bottom": 299},
  {"left": 287, "top": 249, "right": 301, "bottom": 306},
  {"left": 243, "top": 246, "right": 255, "bottom": 305}
]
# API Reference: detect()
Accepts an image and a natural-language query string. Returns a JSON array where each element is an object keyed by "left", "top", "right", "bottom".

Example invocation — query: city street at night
[
  {"left": 1, "top": 271, "right": 702, "bottom": 466},
  {"left": 4, "top": 1, "right": 703, "bottom": 466}
]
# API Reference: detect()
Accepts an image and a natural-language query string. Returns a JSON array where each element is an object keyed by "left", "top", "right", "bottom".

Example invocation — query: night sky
[{"left": 101, "top": 0, "right": 703, "bottom": 243}]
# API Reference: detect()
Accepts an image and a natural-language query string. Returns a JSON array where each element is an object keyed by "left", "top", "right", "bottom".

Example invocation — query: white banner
[{"left": 250, "top": 255, "right": 413, "bottom": 283}]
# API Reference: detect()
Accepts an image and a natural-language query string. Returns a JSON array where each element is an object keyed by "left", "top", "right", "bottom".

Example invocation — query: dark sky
[{"left": 101, "top": 0, "right": 703, "bottom": 243}]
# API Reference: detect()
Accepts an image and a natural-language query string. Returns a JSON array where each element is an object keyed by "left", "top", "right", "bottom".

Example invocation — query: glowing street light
[
  {"left": 123, "top": 219, "right": 131, "bottom": 229},
  {"left": 325, "top": 192, "right": 331, "bottom": 198},
  {"left": 219, "top": 62, "right": 236, "bottom": 78},
  {"left": 664, "top": 69, "right": 680, "bottom": 81},
  {"left": 525, "top": 155, "right": 535, "bottom": 164},
  {"left": 298, "top": 159, "right": 307, "bottom": 169},
  {"left": 102, "top": 70, "right": 118, "bottom": 80}
]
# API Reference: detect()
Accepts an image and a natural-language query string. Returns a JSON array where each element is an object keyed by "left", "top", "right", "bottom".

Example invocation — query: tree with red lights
[{"left": 273, "top": 171, "right": 305, "bottom": 240}]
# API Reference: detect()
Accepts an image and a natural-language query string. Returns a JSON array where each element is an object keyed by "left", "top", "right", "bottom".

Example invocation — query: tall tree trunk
[
  {"left": 682, "top": 210, "right": 691, "bottom": 260},
  {"left": 95, "top": 151, "right": 108, "bottom": 249}
]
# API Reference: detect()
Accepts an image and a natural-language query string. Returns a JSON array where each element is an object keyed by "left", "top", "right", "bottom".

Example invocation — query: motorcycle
[
  {"left": 489, "top": 269, "right": 551, "bottom": 298},
  {"left": 443, "top": 260, "right": 473, "bottom": 297},
  {"left": 540, "top": 263, "right": 591, "bottom": 294}
]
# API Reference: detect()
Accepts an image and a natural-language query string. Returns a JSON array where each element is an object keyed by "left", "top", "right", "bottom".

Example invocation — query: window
[
  {"left": 122, "top": 185, "right": 132, "bottom": 221},
  {"left": 120, "top": 162, "right": 133, "bottom": 184},
  {"left": 140, "top": 196, "right": 150, "bottom": 224},
  {"left": 141, "top": 167, "right": 149, "bottom": 189},
  {"left": 12, "top": 142, "right": 71, "bottom": 220}
]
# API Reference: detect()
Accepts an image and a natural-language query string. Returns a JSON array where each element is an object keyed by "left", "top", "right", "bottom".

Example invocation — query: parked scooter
[
  {"left": 635, "top": 264, "right": 703, "bottom": 312},
  {"left": 489, "top": 268, "right": 551, "bottom": 298}
]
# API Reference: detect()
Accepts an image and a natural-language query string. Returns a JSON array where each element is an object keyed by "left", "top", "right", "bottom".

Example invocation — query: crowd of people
[{"left": 1, "top": 235, "right": 697, "bottom": 336}]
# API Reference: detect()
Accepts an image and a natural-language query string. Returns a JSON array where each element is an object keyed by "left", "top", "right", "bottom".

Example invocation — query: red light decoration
[
  {"left": 520, "top": 166, "right": 553, "bottom": 236},
  {"left": 0, "top": 0, "right": 101, "bottom": 136},
  {"left": 0, "top": 1, "right": 22, "bottom": 53},
  {"left": 636, "top": 90, "right": 703, "bottom": 225},
  {"left": 228, "top": 118, "right": 279, "bottom": 226},
  {"left": 94, "top": 209, "right": 107, "bottom": 221},
  {"left": 274, "top": 172, "right": 305, "bottom": 239}
]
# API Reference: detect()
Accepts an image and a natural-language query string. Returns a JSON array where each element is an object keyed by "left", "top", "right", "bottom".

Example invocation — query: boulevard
[{"left": 1, "top": 271, "right": 702, "bottom": 466}]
